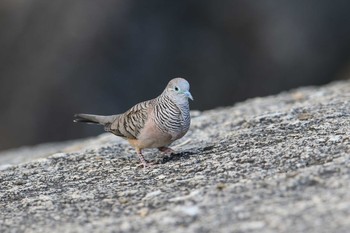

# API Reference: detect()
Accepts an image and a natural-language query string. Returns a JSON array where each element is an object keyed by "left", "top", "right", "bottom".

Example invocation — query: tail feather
[{"left": 73, "top": 113, "right": 118, "bottom": 125}]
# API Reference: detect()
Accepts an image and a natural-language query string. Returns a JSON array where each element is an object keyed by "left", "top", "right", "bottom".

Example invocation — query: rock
[{"left": 1, "top": 80, "right": 350, "bottom": 233}]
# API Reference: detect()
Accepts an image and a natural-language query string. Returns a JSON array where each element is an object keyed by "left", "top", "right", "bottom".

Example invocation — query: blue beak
[{"left": 184, "top": 91, "right": 194, "bottom": 101}]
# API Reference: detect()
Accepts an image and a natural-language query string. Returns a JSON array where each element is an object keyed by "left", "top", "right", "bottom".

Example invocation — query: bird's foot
[
  {"left": 157, "top": 147, "right": 176, "bottom": 163},
  {"left": 136, "top": 151, "right": 155, "bottom": 169},
  {"left": 158, "top": 147, "right": 175, "bottom": 155},
  {"left": 137, "top": 161, "right": 155, "bottom": 169}
]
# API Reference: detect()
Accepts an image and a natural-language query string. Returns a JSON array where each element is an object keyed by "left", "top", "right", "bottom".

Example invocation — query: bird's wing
[{"left": 106, "top": 100, "right": 153, "bottom": 139}]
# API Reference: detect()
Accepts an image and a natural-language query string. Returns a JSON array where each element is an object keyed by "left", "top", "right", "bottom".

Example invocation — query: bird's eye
[{"left": 174, "top": 86, "right": 179, "bottom": 91}]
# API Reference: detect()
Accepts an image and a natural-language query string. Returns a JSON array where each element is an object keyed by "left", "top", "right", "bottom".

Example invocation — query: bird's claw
[
  {"left": 158, "top": 147, "right": 175, "bottom": 155},
  {"left": 137, "top": 161, "right": 156, "bottom": 169}
]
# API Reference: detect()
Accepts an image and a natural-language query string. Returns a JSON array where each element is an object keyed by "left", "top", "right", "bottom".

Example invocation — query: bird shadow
[{"left": 157, "top": 145, "right": 214, "bottom": 164}]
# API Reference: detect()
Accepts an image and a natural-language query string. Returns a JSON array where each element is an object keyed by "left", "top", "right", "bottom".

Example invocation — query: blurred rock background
[{"left": 0, "top": 0, "right": 349, "bottom": 150}]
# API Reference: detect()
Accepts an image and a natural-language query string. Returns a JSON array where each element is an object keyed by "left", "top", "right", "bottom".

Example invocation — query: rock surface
[{"left": 1, "top": 80, "right": 350, "bottom": 233}]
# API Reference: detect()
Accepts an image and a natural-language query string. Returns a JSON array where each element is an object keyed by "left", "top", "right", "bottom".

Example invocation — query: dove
[{"left": 74, "top": 78, "right": 193, "bottom": 168}]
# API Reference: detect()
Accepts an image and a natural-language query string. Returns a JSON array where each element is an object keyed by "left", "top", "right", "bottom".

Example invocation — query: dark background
[{"left": 1, "top": 0, "right": 350, "bottom": 151}]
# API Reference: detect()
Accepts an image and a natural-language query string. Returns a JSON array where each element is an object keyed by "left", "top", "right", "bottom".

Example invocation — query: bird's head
[{"left": 164, "top": 77, "right": 193, "bottom": 102}]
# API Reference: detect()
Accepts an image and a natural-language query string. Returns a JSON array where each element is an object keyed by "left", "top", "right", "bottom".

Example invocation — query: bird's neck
[{"left": 160, "top": 94, "right": 189, "bottom": 109}]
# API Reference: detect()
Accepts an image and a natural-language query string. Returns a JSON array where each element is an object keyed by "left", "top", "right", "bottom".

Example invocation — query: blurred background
[{"left": 1, "top": 0, "right": 350, "bottom": 150}]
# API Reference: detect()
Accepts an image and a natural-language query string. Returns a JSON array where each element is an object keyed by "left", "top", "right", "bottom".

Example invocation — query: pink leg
[
  {"left": 158, "top": 146, "right": 175, "bottom": 154},
  {"left": 136, "top": 149, "right": 153, "bottom": 169}
]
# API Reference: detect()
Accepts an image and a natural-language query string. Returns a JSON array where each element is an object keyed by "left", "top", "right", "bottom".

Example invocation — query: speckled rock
[{"left": 1, "top": 80, "right": 350, "bottom": 233}]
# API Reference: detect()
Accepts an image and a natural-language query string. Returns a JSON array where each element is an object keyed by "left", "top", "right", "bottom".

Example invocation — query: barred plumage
[
  {"left": 107, "top": 100, "right": 151, "bottom": 139},
  {"left": 74, "top": 77, "right": 193, "bottom": 168},
  {"left": 153, "top": 95, "right": 190, "bottom": 138}
]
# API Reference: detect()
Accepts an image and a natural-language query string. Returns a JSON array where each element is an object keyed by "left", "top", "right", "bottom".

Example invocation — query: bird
[{"left": 73, "top": 78, "right": 193, "bottom": 168}]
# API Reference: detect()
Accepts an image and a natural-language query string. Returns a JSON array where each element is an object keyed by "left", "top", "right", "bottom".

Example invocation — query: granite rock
[{"left": 1, "top": 80, "right": 350, "bottom": 233}]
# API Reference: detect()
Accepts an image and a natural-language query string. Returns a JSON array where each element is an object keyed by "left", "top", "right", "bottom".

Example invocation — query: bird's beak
[{"left": 184, "top": 91, "right": 194, "bottom": 101}]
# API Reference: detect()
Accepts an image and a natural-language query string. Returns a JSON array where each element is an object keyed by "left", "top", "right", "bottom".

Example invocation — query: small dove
[{"left": 74, "top": 78, "right": 193, "bottom": 168}]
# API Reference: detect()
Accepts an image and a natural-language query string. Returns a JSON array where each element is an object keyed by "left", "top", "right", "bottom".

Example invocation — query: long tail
[{"left": 73, "top": 113, "right": 119, "bottom": 125}]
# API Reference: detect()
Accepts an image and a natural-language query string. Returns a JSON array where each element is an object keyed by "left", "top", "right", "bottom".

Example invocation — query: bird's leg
[
  {"left": 156, "top": 147, "right": 176, "bottom": 164},
  {"left": 136, "top": 148, "right": 152, "bottom": 169},
  {"left": 158, "top": 146, "right": 175, "bottom": 155}
]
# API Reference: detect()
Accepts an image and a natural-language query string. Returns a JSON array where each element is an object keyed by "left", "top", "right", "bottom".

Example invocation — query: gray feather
[
  {"left": 73, "top": 114, "right": 119, "bottom": 125},
  {"left": 107, "top": 100, "right": 152, "bottom": 139}
]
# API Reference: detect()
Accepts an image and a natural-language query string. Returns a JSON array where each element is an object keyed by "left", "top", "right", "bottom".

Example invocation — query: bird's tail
[{"left": 73, "top": 113, "right": 118, "bottom": 125}]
